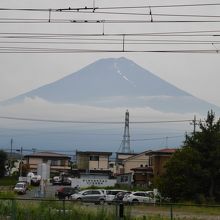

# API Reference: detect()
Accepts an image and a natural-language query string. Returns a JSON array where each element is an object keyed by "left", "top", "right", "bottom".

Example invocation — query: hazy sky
[
  {"left": 1, "top": 0, "right": 220, "bottom": 151},
  {"left": 1, "top": 0, "right": 220, "bottom": 107}
]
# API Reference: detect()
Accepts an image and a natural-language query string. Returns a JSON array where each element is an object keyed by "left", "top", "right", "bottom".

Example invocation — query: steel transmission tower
[{"left": 119, "top": 110, "right": 131, "bottom": 153}]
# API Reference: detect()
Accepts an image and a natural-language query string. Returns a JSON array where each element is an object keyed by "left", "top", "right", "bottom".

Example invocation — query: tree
[
  {"left": 0, "top": 150, "right": 7, "bottom": 177},
  {"left": 158, "top": 111, "right": 220, "bottom": 202}
]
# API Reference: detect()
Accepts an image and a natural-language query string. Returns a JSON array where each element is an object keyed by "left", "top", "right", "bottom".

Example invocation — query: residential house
[
  {"left": 122, "top": 150, "right": 151, "bottom": 174},
  {"left": 147, "top": 148, "right": 177, "bottom": 176},
  {"left": 24, "top": 151, "right": 71, "bottom": 174},
  {"left": 116, "top": 173, "right": 133, "bottom": 186},
  {"left": 76, "top": 151, "right": 112, "bottom": 173},
  {"left": 131, "top": 166, "right": 153, "bottom": 187},
  {"left": 116, "top": 151, "right": 151, "bottom": 187},
  {"left": 115, "top": 152, "right": 137, "bottom": 174}
]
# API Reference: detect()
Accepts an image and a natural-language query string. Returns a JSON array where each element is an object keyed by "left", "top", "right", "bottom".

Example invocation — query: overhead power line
[
  {"left": 1, "top": 3, "right": 220, "bottom": 12},
  {"left": 1, "top": 18, "right": 220, "bottom": 24},
  {"left": 0, "top": 115, "right": 192, "bottom": 124},
  {"left": 0, "top": 47, "right": 219, "bottom": 54},
  {"left": 1, "top": 29, "right": 220, "bottom": 37},
  {"left": 2, "top": 41, "right": 220, "bottom": 45},
  {"left": 130, "top": 135, "right": 184, "bottom": 142}
]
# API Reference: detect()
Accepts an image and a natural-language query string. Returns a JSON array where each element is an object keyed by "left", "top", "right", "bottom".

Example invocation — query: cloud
[
  {"left": 0, "top": 97, "right": 203, "bottom": 151},
  {"left": 0, "top": 96, "right": 202, "bottom": 128}
]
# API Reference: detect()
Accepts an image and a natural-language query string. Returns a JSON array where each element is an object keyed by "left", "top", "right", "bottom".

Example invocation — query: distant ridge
[{"left": 2, "top": 57, "right": 220, "bottom": 114}]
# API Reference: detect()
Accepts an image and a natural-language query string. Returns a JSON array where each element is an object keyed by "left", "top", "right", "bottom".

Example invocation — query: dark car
[
  {"left": 62, "top": 176, "right": 71, "bottom": 185},
  {"left": 114, "top": 191, "right": 131, "bottom": 202},
  {"left": 52, "top": 175, "right": 71, "bottom": 185},
  {"left": 31, "top": 176, "right": 41, "bottom": 186},
  {"left": 55, "top": 186, "right": 79, "bottom": 200}
]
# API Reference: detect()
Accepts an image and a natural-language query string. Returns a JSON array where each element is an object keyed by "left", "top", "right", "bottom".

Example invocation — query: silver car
[
  {"left": 123, "top": 191, "right": 155, "bottom": 204},
  {"left": 14, "top": 182, "right": 28, "bottom": 194},
  {"left": 70, "top": 189, "right": 106, "bottom": 204}
]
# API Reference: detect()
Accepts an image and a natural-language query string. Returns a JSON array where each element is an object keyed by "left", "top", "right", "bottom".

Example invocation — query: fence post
[
  {"left": 115, "top": 202, "right": 118, "bottom": 219},
  {"left": 119, "top": 203, "right": 124, "bottom": 220},
  {"left": 62, "top": 199, "right": 65, "bottom": 215},
  {"left": 11, "top": 199, "right": 16, "bottom": 220},
  {"left": 170, "top": 204, "right": 173, "bottom": 220}
]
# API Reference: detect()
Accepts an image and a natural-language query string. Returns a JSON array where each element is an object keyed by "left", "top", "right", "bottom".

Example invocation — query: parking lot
[
  {"left": 13, "top": 184, "right": 220, "bottom": 220},
  {"left": 18, "top": 182, "right": 60, "bottom": 199}
]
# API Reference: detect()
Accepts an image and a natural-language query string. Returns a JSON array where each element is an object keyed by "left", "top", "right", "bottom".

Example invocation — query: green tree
[
  {"left": 159, "top": 147, "right": 203, "bottom": 201},
  {"left": 0, "top": 150, "right": 7, "bottom": 177},
  {"left": 159, "top": 111, "right": 220, "bottom": 202}
]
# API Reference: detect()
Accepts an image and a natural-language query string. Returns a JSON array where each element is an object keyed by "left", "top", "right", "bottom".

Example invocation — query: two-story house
[
  {"left": 116, "top": 150, "right": 151, "bottom": 186},
  {"left": 24, "top": 151, "right": 71, "bottom": 174},
  {"left": 146, "top": 148, "right": 177, "bottom": 176},
  {"left": 76, "top": 151, "right": 112, "bottom": 173},
  {"left": 115, "top": 152, "right": 137, "bottom": 174}
]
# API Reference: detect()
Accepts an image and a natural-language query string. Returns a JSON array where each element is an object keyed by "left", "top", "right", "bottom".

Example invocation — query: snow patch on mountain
[{"left": 114, "top": 62, "right": 136, "bottom": 87}]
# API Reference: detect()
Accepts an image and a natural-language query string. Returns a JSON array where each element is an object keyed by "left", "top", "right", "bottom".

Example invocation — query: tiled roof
[
  {"left": 131, "top": 166, "right": 153, "bottom": 172},
  {"left": 123, "top": 150, "right": 152, "bottom": 161},
  {"left": 24, "top": 151, "right": 70, "bottom": 158},
  {"left": 157, "top": 148, "right": 177, "bottom": 153},
  {"left": 146, "top": 148, "right": 177, "bottom": 156},
  {"left": 76, "top": 151, "right": 112, "bottom": 156}
]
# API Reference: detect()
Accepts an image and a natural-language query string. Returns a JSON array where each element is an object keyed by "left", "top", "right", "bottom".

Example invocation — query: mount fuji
[{"left": 2, "top": 57, "right": 219, "bottom": 114}]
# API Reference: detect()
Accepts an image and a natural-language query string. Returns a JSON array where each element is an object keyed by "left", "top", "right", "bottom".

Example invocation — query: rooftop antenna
[{"left": 119, "top": 110, "right": 131, "bottom": 153}]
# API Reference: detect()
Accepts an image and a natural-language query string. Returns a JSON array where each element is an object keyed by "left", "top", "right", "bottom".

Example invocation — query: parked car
[
  {"left": 14, "top": 182, "right": 28, "bottom": 195},
  {"left": 70, "top": 189, "right": 106, "bottom": 204},
  {"left": 62, "top": 177, "right": 72, "bottom": 185},
  {"left": 52, "top": 175, "right": 71, "bottom": 185},
  {"left": 55, "top": 186, "right": 79, "bottom": 200},
  {"left": 52, "top": 176, "right": 62, "bottom": 185},
  {"left": 106, "top": 190, "right": 127, "bottom": 204},
  {"left": 30, "top": 175, "right": 41, "bottom": 186},
  {"left": 114, "top": 191, "right": 131, "bottom": 202},
  {"left": 123, "top": 191, "right": 155, "bottom": 204}
]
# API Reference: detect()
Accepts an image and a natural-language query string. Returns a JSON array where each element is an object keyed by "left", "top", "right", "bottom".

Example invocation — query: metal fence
[{"left": 0, "top": 198, "right": 220, "bottom": 220}]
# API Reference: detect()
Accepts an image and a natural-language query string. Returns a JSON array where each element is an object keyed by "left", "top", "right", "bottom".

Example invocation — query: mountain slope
[{"left": 2, "top": 57, "right": 220, "bottom": 114}]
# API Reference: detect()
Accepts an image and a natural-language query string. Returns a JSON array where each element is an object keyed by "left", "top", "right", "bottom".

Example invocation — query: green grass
[
  {"left": 127, "top": 203, "right": 220, "bottom": 219},
  {"left": 0, "top": 191, "right": 16, "bottom": 198},
  {"left": 171, "top": 204, "right": 220, "bottom": 216},
  {"left": 0, "top": 176, "right": 17, "bottom": 186},
  {"left": 0, "top": 198, "right": 220, "bottom": 220}
]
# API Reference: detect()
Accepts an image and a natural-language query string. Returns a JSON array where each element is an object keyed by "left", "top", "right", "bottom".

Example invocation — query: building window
[
  {"left": 89, "top": 156, "right": 99, "bottom": 161},
  {"left": 60, "top": 160, "right": 66, "bottom": 166},
  {"left": 51, "top": 160, "right": 60, "bottom": 166},
  {"left": 121, "top": 175, "right": 128, "bottom": 183}
]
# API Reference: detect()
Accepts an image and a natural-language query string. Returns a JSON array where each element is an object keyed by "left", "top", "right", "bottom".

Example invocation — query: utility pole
[
  {"left": 9, "top": 138, "right": 13, "bottom": 176},
  {"left": 16, "top": 147, "right": 23, "bottom": 177},
  {"left": 191, "top": 115, "right": 198, "bottom": 135},
  {"left": 165, "top": 136, "right": 168, "bottom": 148},
  {"left": 20, "top": 147, "right": 23, "bottom": 177}
]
